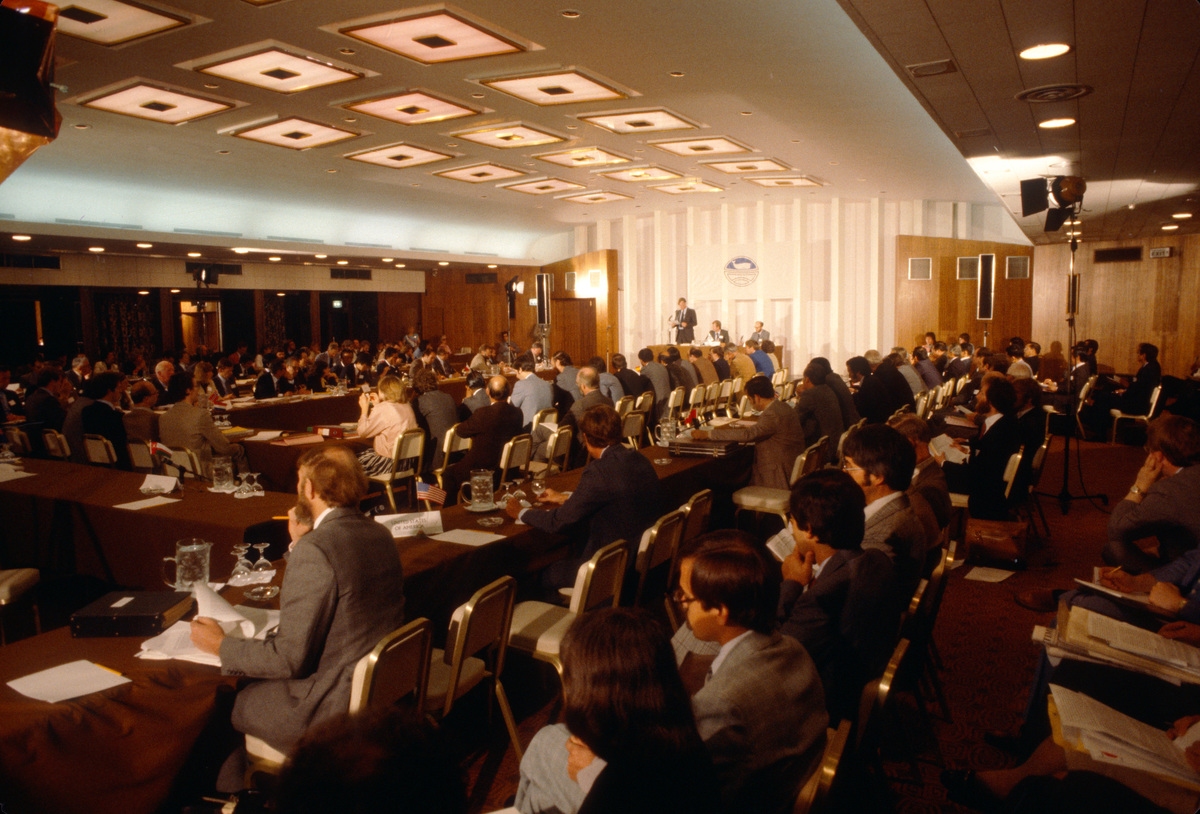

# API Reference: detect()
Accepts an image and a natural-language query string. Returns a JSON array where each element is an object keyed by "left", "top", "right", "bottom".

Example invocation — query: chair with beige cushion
[
  {"left": 0, "top": 567, "right": 40, "bottom": 646},
  {"left": 498, "top": 433, "right": 533, "bottom": 486},
  {"left": 42, "top": 429, "right": 70, "bottom": 460},
  {"left": 1110, "top": 384, "right": 1162, "bottom": 444},
  {"left": 633, "top": 509, "right": 686, "bottom": 608},
  {"left": 127, "top": 440, "right": 156, "bottom": 472},
  {"left": 528, "top": 426, "right": 572, "bottom": 477},
  {"left": 731, "top": 437, "right": 824, "bottom": 527},
  {"left": 4, "top": 426, "right": 31, "bottom": 455},
  {"left": 83, "top": 433, "right": 117, "bottom": 466},
  {"left": 369, "top": 428, "right": 425, "bottom": 512},
  {"left": 435, "top": 423, "right": 472, "bottom": 490}
]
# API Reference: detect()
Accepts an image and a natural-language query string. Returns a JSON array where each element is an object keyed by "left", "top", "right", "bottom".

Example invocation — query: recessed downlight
[
  {"left": 137, "top": 290, "right": 150, "bottom": 295},
  {"left": 487, "top": 264, "right": 497, "bottom": 268},
  {"left": 188, "top": 252, "right": 201, "bottom": 257},
  {"left": 315, "top": 254, "right": 327, "bottom": 258},
  {"left": 337, "top": 260, "right": 348, "bottom": 265},
  {"left": 1019, "top": 43, "right": 1071, "bottom": 60},
  {"left": 12, "top": 235, "right": 31, "bottom": 241},
  {"left": 438, "top": 261, "right": 449, "bottom": 266},
  {"left": 136, "top": 242, "right": 152, "bottom": 248},
  {"left": 170, "top": 288, "right": 181, "bottom": 293},
  {"left": 1039, "top": 117, "right": 1076, "bottom": 128},
  {"left": 88, "top": 246, "right": 104, "bottom": 252},
  {"left": 395, "top": 263, "right": 405, "bottom": 268},
  {"left": 269, "top": 256, "right": 282, "bottom": 261},
  {"left": 381, "top": 258, "right": 393, "bottom": 262},
  {"left": 276, "top": 292, "right": 286, "bottom": 296},
  {"left": 1173, "top": 212, "right": 1193, "bottom": 219},
  {"left": 1162, "top": 224, "right": 1180, "bottom": 231}
]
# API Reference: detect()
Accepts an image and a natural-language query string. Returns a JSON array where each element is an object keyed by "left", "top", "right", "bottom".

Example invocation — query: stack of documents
[{"left": 138, "top": 583, "right": 278, "bottom": 667}]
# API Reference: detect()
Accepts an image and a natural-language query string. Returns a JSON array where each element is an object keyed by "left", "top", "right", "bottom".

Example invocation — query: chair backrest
[
  {"left": 634, "top": 390, "right": 654, "bottom": 414},
  {"left": 568, "top": 539, "right": 629, "bottom": 614},
  {"left": 531, "top": 407, "right": 557, "bottom": 434},
  {"left": 687, "top": 384, "right": 706, "bottom": 412},
  {"left": 705, "top": 381, "right": 722, "bottom": 413},
  {"left": 681, "top": 488, "right": 713, "bottom": 545},
  {"left": 666, "top": 386, "right": 685, "bottom": 417},
  {"left": 621, "top": 411, "right": 646, "bottom": 449},
  {"left": 1002, "top": 447, "right": 1024, "bottom": 500},
  {"left": 1028, "top": 433, "right": 1052, "bottom": 490},
  {"left": 392, "top": 428, "right": 425, "bottom": 475},
  {"left": 499, "top": 433, "right": 533, "bottom": 479},
  {"left": 855, "top": 638, "right": 909, "bottom": 753},
  {"left": 737, "top": 394, "right": 752, "bottom": 418},
  {"left": 634, "top": 509, "right": 686, "bottom": 605},
  {"left": 718, "top": 379, "right": 733, "bottom": 401},
  {"left": 349, "top": 617, "right": 432, "bottom": 713},
  {"left": 614, "top": 394, "right": 635, "bottom": 418},
  {"left": 787, "top": 447, "right": 809, "bottom": 487},
  {"left": 780, "top": 379, "right": 796, "bottom": 403},
  {"left": 1145, "top": 384, "right": 1163, "bottom": 418},
  {"left": 793, "top": 719, "right": 852, "bottom": 814},
  {"left": 43, "top": 429, "right": 70, "bottom": 459},
  {"left": 4, "top": 426, "right": 31, "bottom": 455},
  {"left": 127, "top": 440, "right": 155, "bottom": 471},
  {"left": 771, "top": 369, "right": 787, "bottom": 386},
  {"left": 170, "top": 447, "right": 201, "bottom": 478},
  {"left": 1075, "top": 375, "right": 1097, "bottom": 412},
  {"left": 801, "top": 437, "right": 827, "bottom": 478},
  {"left": 442, "top": 423, "right": 473, "bottom": 456},
  {"left": 83, "top": 433, "right": 117, "bottom": 465},
  {"left": 913, "top": 391, "right": 928, "bottom": 420},
  {"left": 438, "top": 576, "right": 516, "bottom": 717},
  {"left": 545, "top": 425, "right": 574, "bottom": 474}
]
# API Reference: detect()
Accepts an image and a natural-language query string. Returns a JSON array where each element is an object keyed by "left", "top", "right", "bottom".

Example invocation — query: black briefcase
[
  {"left": 70, "top": 591, "right": 193, "bottom": 638},
  {"left": 667, "top": 439, "right": 741, "bottom": 458}
]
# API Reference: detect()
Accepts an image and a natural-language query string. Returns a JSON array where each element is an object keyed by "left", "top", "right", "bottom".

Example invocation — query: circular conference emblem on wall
[{"left": 724, "top": 256, "right": 759, "bottom": 287}]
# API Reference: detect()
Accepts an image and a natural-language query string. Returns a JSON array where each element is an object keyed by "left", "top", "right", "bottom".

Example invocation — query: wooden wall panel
[
  {"left": 421, "top": 264, "right": 539, "bottom": 353},
  {"left": 377, "top": 292, "right": 421, "bottom": 345},
  {"left": 895, "top": 236, "right": 1033, "bottom": 352},
  {"left": 1032, "top": 235, "right": 1200, "bottom": 377},
  {"left": 539, "top": 250, "right": 619, "bottom": 364}
]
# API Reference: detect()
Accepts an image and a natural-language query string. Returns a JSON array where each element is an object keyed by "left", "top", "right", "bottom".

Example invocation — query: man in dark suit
[
  {"left": 776, "top": 470, "right": 901, "bottom": 722},
  {"left": 672, "top": 297, "right": 698, "bottom": 343},
  {"left": 794, "top": 361, "right": 844, "bottom": 459},
  {"left": 912, "top": 346, "right": 942, "bottom": 391},
  {"left": 612, "top": 353, "right": 650, "bottom": 398},
  {"left": 672, "top": 532, "right": 827, "bottom": 814},
  {"left": 1045, "top": 344, "right": 1092, "bottom": 412},
  {"left": 81, "top": 371, "right": 132, "bottom": 469},
  {"left": 1116, "top": 342, "right": 1162, "bottom": 414},
  {"left": 694, "top": 376, "right": 805, "bottom": 490},
  {"left": 888, "top": 413, "right": 952, "bottom": 533},
  {"left": 843, "top": 423, "right": 931, "bottom": 600},
  {"left": 458, "top": 370, "right": 490, "bottom": 420},
  {"left": 943, "top": 344, "right": 972, "bottom": 382},
  {"left": 254, "top": 360, "right": 286, "bottom": 399},
  {"left": 869, "top": 352, "right": 916, "bottom": 416},
  {"left": 213, "top": 359, "right": 237, "bottom": 398},
  {"left": 66, "top": 355, "right": 91, "bottom": 394},
  {"left": 443, "top": 375, "right": 523, "bottom": 502},
  {"left": 847, "top": 355, "right": 892, "bottom": 424},
  {"left": 23, "top": 367, "right": 72, "bottom": 456},
  {"left": 710, "top": 347, "right": 731, "bottom": 382},
  {"left": 191, "top": 445, "right": 405, "bottom": 764},
  {"left": 509, "top": 404, "right": 662, "bottom": 590},
  {"left": 431, "top": 345, "right": 455, "bottom": 379},
  {"left": 945, "top": 374, "right": 1023, "bottom": 522},
  {"left": 150, "top": 360, "right": 177, "bottom": 405},
  {"left": 706, "top": 320, "right": 730, "bottom": 345}
]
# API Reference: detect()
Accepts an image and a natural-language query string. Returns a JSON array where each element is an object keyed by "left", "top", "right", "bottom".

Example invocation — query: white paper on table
[
  {"left": 114, "top": 495, "right": 181, "bottom": 511},
  {"left": 0, "top": 464, "right": 35, "bottom": 482},
  {"left": 246, "top": 430, "right": 283, "bottom": 441},
  {"left": 431, "top": 529, "right": 506, "bottom": 546},
  {"left": 929, "top": 434, "right": 969, "bottom": 464},
  {"left": 964, "top": 566, "right": 1016, "bottom": 582},
  {"left": 7, "top": 659, "right": 131, "bottom": 702},
  {"left": 138, "top": 583, "right": 280, "bottom": 666},
  {"left": 139, "top": 474, "right": 179, "bottom": 493},
  {"left": 375, "top": 510, "right": 444, "bottom": 538}
]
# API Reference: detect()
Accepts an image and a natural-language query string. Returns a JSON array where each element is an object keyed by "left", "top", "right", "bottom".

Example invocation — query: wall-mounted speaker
[
  {"left": 535, "top": 273, "right": 552, "bottom": 324},
  {"left": 976, "top": 253, "right": 995, "bottom": 320}
]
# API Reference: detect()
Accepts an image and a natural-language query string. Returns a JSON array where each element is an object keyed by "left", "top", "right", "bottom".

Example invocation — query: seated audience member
[
  {"left": 150, "top": 360, "right": 176, "bottom": 404},
  {"left": 912, "top": 346, "right": 942, "bottom": 391},
  {"left": 305, "top": 360, "right": 336, "bottom": 393},
  {"left": 689, "top": 346, "right": 718, "bottom": 386},
  {"left": 66, "top": 355, "right": 91, "bottom": 393},
  {"left": 944, "top": 374, "right": 1023, "bottom": 522},
  {"left": 1023, "top": 341, "right": 1042, "bottom": 376},
  {"left": 1012, "top": 377, "right": 1047, "bottom": 494},
  {"left": 761, "top": 340, "right": 781, "bottom": 373},
  {"left": 352, "top": 351, "right": 377, "bottom": 388},
  {"left": 1103, "top": 415, "right": 1200, "bottom": 571},
  {"left": 672, "top": 531, "right": 828, "bottom": 814},
  {"left": 213, "top": 359, "right": 237, "bottom": 397},
  {"left": 459, "top": 370, "right": 489, "bottom": 419},
  {"left": 841, "top": 423, "right": 929, "bottom": 598},
  {"left": 943, "top": 343, "right": 970, "bottom": 382},
  {"left": 536, "top": 366, "right": 613, "bottom": 464},
  {"left": 706, "top": 320, "right": 730, "bottom": 345},
  {"left": 511, "top": 357, "right": 554, "bottom": 431},
  {"left": 677, "top": 347, "right": 702, "bottom": 392},
  {"left": 376, "top": 346, "right": 402, "bottom": 379},
  {"left": 280, "top": 358, "right": 308, "bottom": 395},
  {"left": 553, "top": 351, "right": 582, "bottom": 411},
  {"left": 871, "top": 350, "right": 917, "bottom": 414},
  {"left": 355, "top": 375, "right": 419, "bottom": 478},
  {"left": 191, "top": 446, "right": 406, "bottom": 780},
  {"left": 1044, "top": 343, "right": 1092, "bottom": 412},
  {"left": 745, "top": 339, "right": 775, "bottom": 377},
  {"left": 62, "top": 377, "right": 97, "bottom": 464},
  {"left": 888, "top": 413, "right": 952, "bottom": 532},
  {"left": 847, "top": 355, "right": 891, "bottom": 424},
  {"left": 710, "top": 346, "right": 731, "bottom": 382},
  {"left": 0, "top": 365, "right": 21, "bottom": 422},
  {"left": 123, "top": 381, "right": 160, "bottom": 443},
  {"left": 469, "top": 343, "right": 497, "bottom": 372},
  {"left": 192, "top": 361, "right": 225, "bottom": 405},
  {"left": 638, "top": 348, "right": 670, "bottom": 418},
  {"left": 254, "top": 359, "right": 286, "bottom": 399},
  {"left": 330, "top": 349, "right": 355, "bottom": 384},
  {"left": 693, "top": 376, "right": 805, "bottom": 490},
  {"left": 663, "top": 350, "right": 692, "bottom": 393},
  {"left": 80, "top": 371, "right": 132, "bottom": 469},
  {"left": 431, "top": 345, "right": 455, "bottom": 379},
  {"left": 529, "top": 340, "right": 547, "bottom": 369},
  {"left": 509, "top": 405, "right": 661, "bottom": 591},
  {"left": 412, "top": 369, "right": 457, "bottom": 474},
  {"left": 498, "top": 331, "right": 519, "bottom": 364},
  {"left": 810, "top": 356, "right": 859, "bottom": 427},
  {"left": 931, "top": 341, "right": 949, "bottom": 376},
  {"left": 159, "top": 371, "right": 246, "bottom": 474},
  {"left": 587, "top": 356, "right": 625, "bottom": 403},
  {"left": 726, "top": 346, "right": 757, "bottom": 384},
  {"left": 611, "top": 353, "right": 650, "bottom": 399},
  {"left": 442, "top": 376, "right": 523, "bottom": 501},
  {"left": 516, "top": 609, "right": 719, "bottom": 814},
  {"left": 891, "top": 349, "right": 925, "bottom": 396},
  {"left": 951, "top": 349, "right": 1001, "bottom": 409},
  {"left": 1007, "top": 343, "right": 1034, "bottom": 379},
  {"left": 1114, "top": 342, "right": 1162, "bottom": 415},
  {"left": 775, "top": 470, "right": 900, "bottom": 721},
  {"left": 794, "top": 360, "right": 844, "bottom": 458}
]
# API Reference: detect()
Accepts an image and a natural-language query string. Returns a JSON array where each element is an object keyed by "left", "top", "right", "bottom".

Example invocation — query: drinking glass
[
  {"left": 251, "top": 542, "right": 272, "bottom": 571},
  {"left": 531, "top": 477, "right": 546, "bottom": 499},
  {"left": 230, "top": 544, "right": 253, "bottom": 583}
]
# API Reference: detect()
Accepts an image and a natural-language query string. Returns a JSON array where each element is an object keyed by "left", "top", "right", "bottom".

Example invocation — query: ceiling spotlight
[
  {"left": 170, "top": 288, "right": 180, "bottom": 293},
  {"left": 337, "top": 260, "right": 349, "bottom": 265},
  {"left": 1039, "top": 118, "right": 1076, "bottom": 128},
  {"left": 269, "top": 256, "right": 281, "bottom": 262},
  {"left": 137, "top": 290, "right": 150, "bottom": 295},
  {"left": 487, "top": 264, "right": 498, "bottom": 268},
  {"left": 1173, "top": 212, "right": 1193, "bottom": 219},
  {"left": 12, "top": 235, "right": 31, "bottom": 241},
  {"left": 1019, "top": 43, "right": 1071, "bottom": 60},
  {"left": 1020, "top": 175, "right": 1086, "bottom": 231},
  {"left": 88, "top": 246, "right": 104, "bottom": 252},
  {"left": 438, "top": 261, "right": 449, "bottom": 266},
  {"left": 136, "top": 242, "right": 152, "bottom": 248},
  {"left": 1162, "top": 224, "right": 1180, "bottom": 231},
  {"left": 277, "top": 292, "right": 286, "bottom": 297},
  {"left": 315, "top": 254, "right": 327, "bottom": 258},
  {"left": 188, "top": 252, "right": 201, "bottom": 257}
]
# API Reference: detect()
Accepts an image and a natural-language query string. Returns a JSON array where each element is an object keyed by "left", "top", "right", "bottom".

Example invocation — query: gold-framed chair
[
  {"left": 528, "top": 426, "right": 573, "bottom": 476},
  {"left": 732, "top": 438, "right": 823, "bottom": 527},
  {"left": 665, "top": 386, "right": 686, "bottom": 421},
  {"left": 369, "top": 428, "right": 425, "bottom": 512},
  {"left": 621, "top": 410, "right": 646, "bottom": 450},
  {"left": 3, "top": 426, "right": 31, "bottom": 455},
  {"left": 83, "top": 433, "right": 117, "bottom": 466},
  {"left": 498, "top": 433, "right": 533, "bottom": 485},
  {"left": 127, "top": 440, "right": 156, "bottom": 472},
  {"left": 0, "top": 566, "right": 40, "bottom": 646},
  {"left": 42, "top": 429, "right": 70, "bottom": 460},
  {"left": 434, "top": 423, "right": 473, "bottom": 490},
  {"left": 1110, "top": 384, "right": 1163, "bottom": 444},
  {"left": 530, "top": 407, "right": 557, "bottom": 435},
  {"left": 425, "top": 577, "right": 523, "bottom": 760},
  {"left": 633, "top": 509, "right": 686, "bottom": 608},
  {"left": 793, "top": 718, "right": 852, "bottom": 814},
  {"left": 633, "top": 390, "right": 654, "bottom": 414},
  {"left": 614, "top": 394, "right": 635, "bottom": 419}
]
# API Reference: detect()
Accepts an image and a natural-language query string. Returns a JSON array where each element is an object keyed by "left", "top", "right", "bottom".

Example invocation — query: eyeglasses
[
  {"left": 841, "top": 462, "right": 863, "bottom": 472},
  {"left": 671, "top": 588, "right": 699, "bottom": 608}
]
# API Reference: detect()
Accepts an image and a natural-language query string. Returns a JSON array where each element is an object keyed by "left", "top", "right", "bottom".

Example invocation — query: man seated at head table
[
  {"left": 508, "top": 404, "right": 662, "bottom": 592},
  {"left": 191, "top": 445, "right": 406, "bottom": 788}
]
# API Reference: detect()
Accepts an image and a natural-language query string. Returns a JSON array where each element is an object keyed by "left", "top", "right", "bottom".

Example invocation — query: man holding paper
[{"left": 191, "top": 445, "right": 405, "bottom": 765}]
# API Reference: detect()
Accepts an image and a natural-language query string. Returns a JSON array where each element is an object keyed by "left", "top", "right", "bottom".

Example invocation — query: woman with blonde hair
[{"left": 355, "top": 375, "right": 418, "bottom": 477}]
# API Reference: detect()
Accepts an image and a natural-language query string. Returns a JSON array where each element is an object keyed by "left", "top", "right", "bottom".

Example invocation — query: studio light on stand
[{"left": 503, "top": 275, "right": 524, "bottom": 357}]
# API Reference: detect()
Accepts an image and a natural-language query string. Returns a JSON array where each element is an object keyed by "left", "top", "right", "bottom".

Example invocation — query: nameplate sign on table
[
  {"left": 376, "top": 510, "right": 444, "bottom": 538},
  {"left": 7, "top": 659, "right": 132, "bottom": 703}
]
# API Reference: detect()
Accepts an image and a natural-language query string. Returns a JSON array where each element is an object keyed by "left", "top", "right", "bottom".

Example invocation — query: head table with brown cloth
[{"left": 0, "top": 445, "right": 746, "bottom": 814}]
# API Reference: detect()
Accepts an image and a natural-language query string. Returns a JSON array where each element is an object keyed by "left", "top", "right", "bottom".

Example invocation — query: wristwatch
[{"left": 1129, "top": 485, "right": 1144, "bottom": 496}]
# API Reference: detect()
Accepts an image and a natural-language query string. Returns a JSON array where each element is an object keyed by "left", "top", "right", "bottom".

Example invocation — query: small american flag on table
[{"left": 416, "top": 481, "right": 447, "bottom": 506}]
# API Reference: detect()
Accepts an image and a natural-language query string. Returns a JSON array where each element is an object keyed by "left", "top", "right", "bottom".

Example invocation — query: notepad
[
  {"left": 7, "top": 659, "right": 131, "bottom": 703},
  {"left": 114, "top": 495, "right": 181, "bottom": 511},
  {"left": 431, "top": 529, "right": 505, "bottom": 546}
]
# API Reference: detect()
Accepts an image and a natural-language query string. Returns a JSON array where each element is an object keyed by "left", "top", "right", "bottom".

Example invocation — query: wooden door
[{"left": 551, "top": 298, "right": 597, "bottom": 364}]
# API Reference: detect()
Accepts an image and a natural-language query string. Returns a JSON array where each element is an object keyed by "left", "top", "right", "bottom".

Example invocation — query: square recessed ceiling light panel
[
  {"left": 80, "top": 82, "right": 236, "bottom": 124},
  {"left": 454, "top": 124, "right": 563, "bottom": 149},
  {"left": 339, "top": 10, "right": 529, "bottom": 64},
  {"left": 652, "top": 137, "right": 751, "bottom": 157},
  {"left": 703, "top": 159, "right": 790, "bottom": 174},
  {"left": 435, "top": 163, "right": 524, "bottom": 183},
  {"left": 198, "top": 48, "right": 362, "bottom": 93},
  {"left": 561, "top": 191, "right": 632, "bottom": 204},
  {"left": 746, "top": 176, "right": 825, "bottom": 188},
  {"left": 57, "top": 0, "right": 189, "bottom": 45},
  {"left": 650, "top": 181, "right": 723, "bottom": 194},
  {"left": 502, "top": 178, "right": 585, "bottom": 195},
  {"left": 537, "top": 147, "right": 629, "bottom": 168},
  {"left": 599, "top": 166, "right": 682, "bottom": 183},
  {"left": 345, "top": 91, "right": 478, "bottom": 126},
  {"left": 234, "top": 118, "right": 360, "bottom": 149},
  {"left": 481, "top": 71, "right": 627, "bottom": 106},
  {"left": 579, "top": 108, "right": 697, "bottom": 134},
  {"left": 346, "top": 142, "right": 455, "bottom": 169}
]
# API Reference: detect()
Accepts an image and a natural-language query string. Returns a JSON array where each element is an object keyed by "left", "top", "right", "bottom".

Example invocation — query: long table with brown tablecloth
[{"left": 0, "top": 444, "right": 746, "bottom": 814}]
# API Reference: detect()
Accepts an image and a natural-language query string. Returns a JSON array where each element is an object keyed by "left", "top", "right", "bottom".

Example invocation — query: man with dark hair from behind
[
  {"left": 442, "top": 375, "right": 523, "bottom": 502},
  {"left": 693, "top": 376, "right": 805, "bottom": 490},
  {"left": 672, "top": 530, "right": 827, "bottom": 814},
  {"left": 775, "top": 469, "right": 900, "bottom": 721},
  {"left": 276, "top": 708, "right": 466, "bottom": 814},
  {"left": 794, "top": 360, "right": 844, "bottom": 459},
  {"left": 81, "top": 371, "right": 132, "bottom": 469},
  {"left": 611, "top": 352, "right": 650, "bottom": 399},
  {"left": 638, "top": 347, "right": 670, "bottom": 419}
]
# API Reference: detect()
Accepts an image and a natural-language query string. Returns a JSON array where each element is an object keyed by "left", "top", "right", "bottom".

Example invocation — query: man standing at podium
[{"left": 672, "top": 297, "right": 698, "bottom": 343}]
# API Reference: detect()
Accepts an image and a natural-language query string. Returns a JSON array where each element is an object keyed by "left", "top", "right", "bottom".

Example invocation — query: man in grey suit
[
  {"left": 794, "top": 360, "right": 844, "bottom": 459},
  {"left": 675, "top": 531, "right": 827, "bottom": 814},
  {"left": 889, "top": 413, "right": 952, "bottom": 532},
  {"left": 159, "top": 371, "right": 246, "bottom": 474},
  {"left": 749, "top": 321, "right": 770, "bottom": 344},
  {"left": 842, "top": 423, "right": 931, "bottom": 601},
  {"left": 191, "top": 446, "right": 405, "bottom": 766},
  {"left": 510, "top": 358, "right": 553, "bottom": 431},
  {"left": 638, "top": 347, "right": 671, "bottom": 420},
  {"left": 694, "top": 376, "right": 805, "bottom": 490}
]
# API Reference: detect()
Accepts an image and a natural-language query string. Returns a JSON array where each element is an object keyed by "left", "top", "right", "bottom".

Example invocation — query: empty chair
[
  {"left": 771, "top": 368, "right": 788, "bottom": 387},
  {"left": 727, "top": 377, "right": 744, "bottom": 416},
  {"left": 703, "top": 381, "right": 722, "bottom": 419},
  {"left": 0, "top": 566, "right": 40, "bottom": 646},
  {"left": 42, "top": 430, "right": 70, "bottom": 460},
  {"left": 665, "top": 386, "right": 686, "bottom": 421},
  {"left": 4, "top": 426, "right": 31, "bottom": 455},
  {"left": 731, "top": 444, "right": 812, "bottom": 527},
  {"left": 780, "top": 379, "right": 796, "bottom": 403},
  {"left": 425, "top": 576, "right": 523, "bottom": 759},
  {"left": 1110, "top": 384, "right": 1163, "bottom": 444},
  {"left": 528, "top": 426, "right": 572, "bottom": 477},
  {"left": 169, "top": 447, "right": 203, "bottom": 480},
  {"left": 369, "top": 428, "right": 425, "bottom": 512},
  {"left": 633, "top": 509, "right": 686, "bottom": 607},
  {"left": 245, "top": 617, "right": 433, "bottom": 776},
  {"left": 621, "top": 410, "right": 646, "bottom": 450},
  {"left": 434, "top": 424, "right": 473, "bottom": 489},
  {"left": 507, "top": 539, "right": 628, "bottom": 677},
  {"left": 127, "top": 440, "right": 156, "bottom": 472},
  {"left": 686, "top": 384, "right": 707, "bottom": 417},
  {"left": 716, "top": 379, "right": 733, "bottom": 416},
  {"left": 498, "top": 433, "right": 533, "bottom": 485},
  {"left": 1044, "top": 375, "right": 1097, "bottom": 440},
  {"left": 614, "top": 394, "right": 635, "bottom": 419},
  {"left": 83, "top": 433, "right": 117, "bottom": 466}
]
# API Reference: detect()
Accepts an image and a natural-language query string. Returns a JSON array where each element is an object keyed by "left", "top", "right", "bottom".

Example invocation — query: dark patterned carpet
[{"left": 446, "top": 437, "right": 1147, "bottom": 813}]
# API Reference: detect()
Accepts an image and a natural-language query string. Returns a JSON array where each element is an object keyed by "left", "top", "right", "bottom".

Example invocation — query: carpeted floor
[{"left": 448, "top": 436, "right": 1148, "bottom": 813}]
